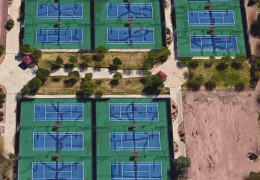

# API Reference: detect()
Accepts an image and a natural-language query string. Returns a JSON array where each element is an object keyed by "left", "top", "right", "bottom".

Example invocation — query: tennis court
[
  {"left": 188, "top": 10, "right": 234, "bottom": 26},
  {"left": 190, "top": 35, "right": 238, "bottom": 51},
  {"left": 33, "top": 132, "right": 84, "bottom": 151},
  {"left": 107, "top": 28, "right": 154, "bottom": 44},
  {"left": 107, "top": 3, "right": 152, "bottom": 18},
  {"left": 109, "top": 103, "right": 159, "bottom": 121},
  {"left": 110, "top": 132, "right": 161, "bottom": 150},
  {"left": 34, "top": 103, "right": 84, "bottom": 121},
  {"left": 111, "top": 162, "right": 162, "bottom": 180},
  {"left": 32, "top": 162, "right": 84, "bottom": 180},
  {"left": 36, "top": 28, "right": 83, "bottom": 44},
  {"left": 187, "top": 0, "right": 231, "bottom": 1},
  {"left": 37, "top": 3, "right": 83, "bottom": 19}
]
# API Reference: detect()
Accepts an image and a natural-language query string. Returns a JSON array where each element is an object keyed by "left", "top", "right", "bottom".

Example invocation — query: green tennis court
[{"left": 175, "top": 0, "right": 246, "bottom": 57}]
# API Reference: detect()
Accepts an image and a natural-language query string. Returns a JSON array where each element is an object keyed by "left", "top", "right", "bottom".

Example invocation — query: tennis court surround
[
  {"left": 109, "top": 103, "right": 159, "bottom": 121},
  {"left": 110, "top": 132, "right": 161, "bottom": 150},
  {"left": 188, "top": 10, "right": 234, "bottom": 26},
  {"left": 36, "top": 28, "right": 83, "bottom": 44},
  {"left": 32, "top": 162, "right": 84, "bottom": 180},
  {"left": 37, "top": 3, "right": 83, "bottom": 19},
  {"left": 33, "top": 132, "right": 84, "bottom": 151},
  {"left": 190, "top": 35, "right": 238, "bottom": 51},
  {"left": 34, "top": 103, "right": 84, "bottom": 121},
  {"left": 107, "top": 28, "right": 154, "bottom": 44},
  {"left": 111, "top": 162, "right": 162, "bottom": 180},
  {"left": 107, "top": 3, "right": 153, "bottom": 18}
]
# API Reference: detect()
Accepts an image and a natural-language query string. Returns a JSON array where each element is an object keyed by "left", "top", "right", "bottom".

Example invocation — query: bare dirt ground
[
  {"left": 245, "top": 0, "right": 260, "bottom": 57},
  {"left": 183, "top": 84, "right": 260, "bottom": 180}
]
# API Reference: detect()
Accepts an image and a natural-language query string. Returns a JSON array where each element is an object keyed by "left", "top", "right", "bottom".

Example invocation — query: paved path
[
  {"left": 50, "top": 68, "right": 144, "bottom": 79},
  {"left": 0, "top": 0, "right": 36, "bottom": 154}
]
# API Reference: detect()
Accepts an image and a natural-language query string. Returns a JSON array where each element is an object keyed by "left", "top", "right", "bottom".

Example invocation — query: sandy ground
[{"left": 183, "top": 84, "right": 260, "bottom": 180}]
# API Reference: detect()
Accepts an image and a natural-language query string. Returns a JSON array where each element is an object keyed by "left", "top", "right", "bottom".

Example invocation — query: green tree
[
  {"left": 36, "top": 68, "right": 50, "bottom": 83},
  {"left": 245, "top": 172, "right": 260, "bottom": 180},
  {"left": 30, "top": 49, "right": 42, "bottom": 63},
  {"left": 187, "top": 80, "right": 201, "bottom": 91},
  {"left": 55, "top": 56, "right": 64, "bottom": 65},
  {"left": 234, "top": 54, "right": 246, "bottom": 62},
  {"left": 150, "top": 74, "right": 163, "bottom": 87},
  {"left": 158, "top": 47, "right": 171, "bottom": 62},
  {"left": 6, "top": 19, "right": 14, "bottom": 30},
  {"left": 78, "top": 81, "right": 95, "bottom": 95},
  {"left": 113, "top": 58, "right": 122, "bottom": 66},
  {"left": 113, "top": 72, "right": 122, "bottom": 80},
  {"left": 216, "top": 62, "right": 228, "bottom": 71},
  {"left": 22, "top": 77, "right": 42, "bottom": 95},
  {"left": 85, "top": 73, "right": 93, "bottom": 81},
  {"left": 142, "top": 59, "right": 153, "bottom": 70},
  {"left": 69, "top": 56, "right": 78, "bottom": 64},
  {"left": 144, "top": 71, "right": 152, "bottom": 77},
  {"left": 21, "top": 44, "right": 33, "bottom": 53},
  {"left": 221, "top": 55, "right": 232, "bottom": 61},
  {"left": 96, "top": 46, "right": 108, "bottom": 54},
  {"left": 68, "top": 71, "right": 80, "bottom": 79},
  {"left": 0, "top": 44, "right": 5, "bottom": 56},
  {"left": 188, "top": 60, "right": 199, "bottom": 69},
  {"left": 174, "top": 156, "right": 191, "bottom": 173},
  {"left": 204, "top": 80, "right": 216, "bottom": 91}
]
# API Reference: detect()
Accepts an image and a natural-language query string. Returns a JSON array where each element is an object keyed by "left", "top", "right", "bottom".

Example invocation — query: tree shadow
[{"left": 250, "top": 20, "right": 260, "bottom": 38}]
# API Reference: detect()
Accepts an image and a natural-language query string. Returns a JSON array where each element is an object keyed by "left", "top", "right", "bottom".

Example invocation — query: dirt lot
[{"left": 183, "top": 84, "right": 260, "bottom": 180}]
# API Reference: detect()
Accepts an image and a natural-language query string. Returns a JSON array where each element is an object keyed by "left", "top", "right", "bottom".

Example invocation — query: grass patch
[
  {"left": 38, "top": 76, "right": 169, "bottom": 95},
  {"left": 183, "top": 59, "right": 250, "bottom": 88},
  {"left": 38, "top": 52, "right": 147, "bottom": 70}
]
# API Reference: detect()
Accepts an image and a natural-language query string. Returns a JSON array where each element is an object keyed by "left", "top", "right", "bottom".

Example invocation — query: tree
[
  {"left": 209, "top": 55, "right": 215, "bottom": 60},
  {"left": 113, "top": 58, "right": 122, "bottom": 66},
  {"left": 21, "top": 44, "right": 33, "bottom": 53},
  {"left": 68, "top": 71, "right": 80, "bottom": 79},
  {"left": 6, "top": 19, "right": 14, "bottom": 30},
  {"left": 36, "top": 68, "right": 50, "bottom": 83},
  {"left": 187, "top": 80, "right": 201, "bottom": 91},
  {"left": 96, "top": 46, "right": 108, "bottom": 54},
  {"left": 234, "top": 54, "right": 246, "bottom": 62},
  {"left": 142, "top": 59, "right": 153, "bottom": 70},
  {"left": 30, "top": 49, "right": 42, "bottom": 63},
  {"left": 85, "top": 73, "right": 93, "bottom": 81},
  {"left": 22, "top": 77, "right": 42, "bottom": 95},
  {"left": 150, "top": 74, "right": 163, "bottom": 87},
  {"left": 113, "top": 72, "right": 122, "bottom": 80},
  {"left": 0, "top": 44, "right": 5, "bottom": 56},
  {"left": 221, "top": 55, "right": 232, "bottom": 61},
  {"left": 231, "top": 61, "right": 243, "bottom": 70},
  {"left": 204, "top": 80, "right": 216, "bottom": 91},
  {"left": 158, "top": 47, "right": 171, "bottom": 62},
  {"left": 188, "top": 60, "right": 199, "bottom": 69},
  {"left": 64, "top": 63, "right": 75, "bottom": 69},
  {"left": 245, "top": 172, "right": 260, "bottom": 180},
  {"left": 174, "top": 156, "right": 191, "bottom": 173},
  {"left": 216, "top": 62, "right": 228, "bottom": 71},
  {"left": 69, "top": 56, "right": 78, "bottom": 64},
  {"left": 144, "top": 71, "right": 152, "bottom": 77},
  {"left": 78, "top": 81, "right": 95, "bottom": 95},
  {"left": 258, "top": 13, "right": 260, "bottom": 25},
  {"left": 55, "top": 56, "right": 64, "bottom": 65}
]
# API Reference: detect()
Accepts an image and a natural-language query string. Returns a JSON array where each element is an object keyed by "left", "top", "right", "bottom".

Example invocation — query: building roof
[
  {"left": 22, "top": 55, "right": 32, "bottom": 64},
  {"left": 157, "top": 71, "right": 167, "bottom": 81}
]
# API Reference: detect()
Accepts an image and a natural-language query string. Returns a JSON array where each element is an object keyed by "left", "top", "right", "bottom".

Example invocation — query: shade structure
[
  {"left": 22, "top": 55, "right": 32, "bottom": 64},
  {"left": 157, "top": 71, "right": 167, "bottom": 81}
]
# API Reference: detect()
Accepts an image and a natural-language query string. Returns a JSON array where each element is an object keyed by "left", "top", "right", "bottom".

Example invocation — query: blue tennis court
[
  {"left": 188, "top": 10, "right": 234, "bottom": 26},
  {"left": 34, "top": 103, "right": 84, "bottom": 121},
  {"left": 107, "top": 3, "right": 153, "bottom": 18},
  {"left": 111, "top": 162, "right": 162, "bottom": 180},
  {"left": 37, "top": 3, "right": 83, "bottom": 19},
  {"left": 110, "top": 132, "right": 161, "bottom": 150},
  {"left": 33, "top": 132, "right": 84, "bottom": 151},
  {"left": 36, "top": 28, "right": 83, "bottom": 44},
  {"left": 107, "top": 28, "right": 154, "bottom": 44},
  {"left": 190, "top": 35, "right": 238, "bottom": 51},
  {"left": 109, "top": 103, "right": 159, "bottom": 121},
  {"left": 32, "top": 162, "right": 83, "bottom": 180}
]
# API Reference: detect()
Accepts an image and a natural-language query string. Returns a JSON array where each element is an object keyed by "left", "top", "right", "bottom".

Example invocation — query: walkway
[{"left": 0, "top": 0, "right": 36, "bottom": 154}]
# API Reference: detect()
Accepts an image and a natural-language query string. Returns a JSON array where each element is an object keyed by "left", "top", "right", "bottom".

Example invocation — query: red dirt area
[{"left": 183, "top": 84, "right": 260, "bottom": 180}]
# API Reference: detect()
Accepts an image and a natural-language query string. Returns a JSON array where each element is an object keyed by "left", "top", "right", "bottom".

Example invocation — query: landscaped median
[{"left": 180, "top": 55, "right": 250, "bottom": 91}]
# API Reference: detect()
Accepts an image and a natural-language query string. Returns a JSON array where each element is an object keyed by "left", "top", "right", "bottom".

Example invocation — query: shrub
[
  {"left": 234, "top": 82, "right": 245, "bottom": 91},
  {"left": 63, "top": 78, "right": 78, "bottom": 87},
  {"left": 188, "top": 60, "right": 199, "bottom": 69},
  {"left": 0, "top": 104, "right": 3, "bottom": 109},
  {"left": 150, "top": 74, "right": 164, "bottom": 87},
  {"left": 0, "top": 111, "right": 4, "bottom": 117},
  {"left": 95, "top": 46, "right": 108, "bottom": 54},
  {"left": 245, "top": 171, "right": 260, "bottom": 180},
  {"left": 231, "top": 61, "right": 243, "bottom": 70},
  {"left": 0, "top": 117, "right": 3, "bottom": 121},
  {"left": 234, "top": 54, "right": 246, "bottom": 62},
  {"left": 0, "top": 44, "right": 5, "bottom": 56},
  {"left": 204, "top": 61, "right": 212, "bottom": 68},
  {"left": 174, "top": 156, "right": 191, "bottom": 173},
  {"left": 209, "top": 55, "right": 215, "bottom": 60},
  {"left": 95, "top": 90, "right": 103, "bottom": 97},
  {"left": 95, "top": 79, "right": 102, "bottom": 86},
  {"left": 68, "top": 71, "right": 80, "bottom": 79},
  {"left": 0, "top": 93, "right": 6, "bottom": 100},
  {"left": 36, "top": 68, "right": 50, "bottom": 83},
  {"left": 21, "top": 44, "right": 33, "bottom": 53},
  {"left": 51, "top": 77, "right": 61, "bottom": 82},
  {"left": 216, "top": 62, "right": 228, "bottom": 71},
  {"left": 64, "top": 63, "right": 75, "bottom": 69},
  {"left": 85, "top": 73, "right": 93, "bottom": 81},
  {"left": 93, "top": 54, "right": 104, "bottom": 61},
  {"left": 221, "top": 55, "right": 232, "bottom": 61},
  {"left": 55, "top": 56, "right": 64, "bottom": 65},
  {"left": 204, "top": 80, "right": 216, "bottom": 91},
  {"left": 113, "top": 58, "right": 122, "bottom": 66},
  {"left": 144, "top": 71, "right": 152, "bottom": 77},
  {"left": 177, "top": 61, "right": 185, "bottom": 68},
  {"left": 187, "top": 80, "right": 201, "bottom": 91},
  {"left": 142, "top": 59, "right": 153, "bottom": 70},
  {"left": 193, "top": 74, "right": 204, "bottom": 85},
  {"left": 113, "top": 72, "right": 122, "bottom": 80},
  {"left": 6, "top": 19, "right": 14, "bottom": 30},
  {"left": 69, "top": 56, "right": 78, "bottom": 64}
]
